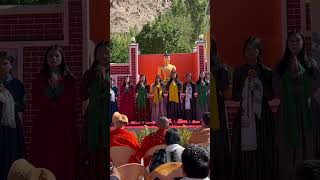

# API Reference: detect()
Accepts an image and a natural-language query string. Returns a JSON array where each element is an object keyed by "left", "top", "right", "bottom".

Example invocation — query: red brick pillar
[
  {"left": 197, "top": 41, "right": 206, "bottom": 74},
  {"left": 129, "top": 42, "right": 139, "bottom": 85},
  {"left": 304, "top": 0, "right": 312, "bottom": 54}
]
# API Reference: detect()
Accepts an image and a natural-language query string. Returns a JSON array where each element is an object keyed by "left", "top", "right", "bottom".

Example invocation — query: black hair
[
  {"left": 202, "top": 112, "right": 210, "bottom": 127},
  {"left": 0, "top": 53, "right": 14, "bottom": 64},
  {"left": 276, "top": 31, "right": 312, "bottom": 77},
  {"left": 137, "top": 74, "right": 148, "bottom": 86},
  {"left": 168, "top": 71, "right": 179, "bottom": 86},
  {"left": 154, "top": 75, "right": 163, "bottom": 85},
  {"left": 165, "top": 128, "right": 181, "bottom": 145},
  {"left": 122, "top": 75, "right": 132, "bottom": 87},
  {"left": 40, "top": 44, "right": 70, "bottom": 78},
  {"left": 182, "top": 144, "right": 210, "bottom": 178},
  {"left": 243, "top": 36, "right": 263, "bottom": 64},
  {"left": 90, "top": 40, "right": 109, "bottom": 72},
  {"left": 196, "top": 71, "right": 206, "bottom": 85}
]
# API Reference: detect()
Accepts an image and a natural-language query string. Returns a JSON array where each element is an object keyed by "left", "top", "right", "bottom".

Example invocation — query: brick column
[
  {"left": 287, "top": 0, "right": 301, "bottom": 31},
  {"left": 129, "top": 43, "right": 139, "bottom": 85},
  {"left": 196, "top": 41, "right": 206, "bottom": 72},
  {"left": 305, "top": 0, "right": 312, "bottom": 54}
]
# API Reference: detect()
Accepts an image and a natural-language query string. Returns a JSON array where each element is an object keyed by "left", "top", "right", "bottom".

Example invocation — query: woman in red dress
[
  {"left": 30, "top": 45, "right": 76, "bottom": 180},
  {"left": 119, "top": 76, "right": 135, "bottom": 123}
]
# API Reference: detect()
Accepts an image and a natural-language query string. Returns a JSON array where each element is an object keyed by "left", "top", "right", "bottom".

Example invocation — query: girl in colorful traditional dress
[
  {"left": 0, "top": 54, "right": 26, "bottom": 180},
  {"left": 231, "top": 36, "right": 275, "bottom": 180},
  {"left": 182, "top": 73, "right": 197, "bottom": 124},
  {"left": 110, "top": 78, "right": 119, "bottom": 126},
  {"left": 136, "top": 74, "right": 150, "bottom": 124},
  {"left": 166, "top": 70, "right": 182, "bottom": 125},
  {"left": 196, "top": 71, "right": 209, "bottom": 121},
  {"left": 80, "top": 41, "right": 109, "bottom": 179},
  {"left": 31, "top": 45, "right": 76, "bottom": 180},
  {"left": 275, "top": 31, "right": 319, "bottom": 180},
  {"left": 151, "top": 75, "right": 166, "bottom": 122},
  {"left": 119, "top": 76, "right": 135, "bottom": 124}
]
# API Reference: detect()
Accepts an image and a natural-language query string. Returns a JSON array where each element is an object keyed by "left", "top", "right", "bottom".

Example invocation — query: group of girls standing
[
  {"left": 0, "top": 41, "right": 110, "bottom": 180},
  {"left": 213, "top": 31, "right": 320, "bottom": 180},
  {"left": 109, "top": 69, "right": 211, "bottom": 125}
]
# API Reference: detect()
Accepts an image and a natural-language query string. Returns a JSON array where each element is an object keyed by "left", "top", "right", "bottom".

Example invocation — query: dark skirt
[
  {"left": 277, "top": 100, "right": 315, "bottom": 180},
  {"left": 182, "top": 98, "right": 197, "bottom": 121},
  {"left": 311, "top": 98, "right": 320, "bottom": 159},
  {"left": 167, "top": 101, "right": 181, "bottom": 120},
  {"left": 212, "top": 93, "right": 231, "bottom": 180},
  {"left": 231, "top": 102, "right": 276, "bottom": 180},
  {"left": 0, "top": 117, "right": 26, "bottom": 180},
  {"left": 109, "top": 101, "right": 118, "bottom": 126}
]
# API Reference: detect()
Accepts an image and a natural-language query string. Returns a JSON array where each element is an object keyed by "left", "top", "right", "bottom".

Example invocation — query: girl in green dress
[{"left": 135, "top": 75, "right": 150, "bottom": 124}]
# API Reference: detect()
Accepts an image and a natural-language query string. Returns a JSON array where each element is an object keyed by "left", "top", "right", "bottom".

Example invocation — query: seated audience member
[
  {"left": 181, "top": 144, "right": 210, "bottom": 180},
  {"left": 164, "top": 128, "right": 185, "bottom": 163},
  {"left": 188, "top": 112, "right": 210, "bottom": 150},
  {"left": 148, "top": 128, "right": 185, "bottom": 172},
  {"left": 109, "top": 161, "right": 121, "bottom": 180},
  {"left": 132, "top": 116, "right": 169, "bottom": 165},
  {"left": 296, "top": 160, "right": 320, "bottom": 180},
  {"left": 7, "top": 159, "right": 56, "bottom": 180},
  {"left": 110, "top": 112, "right": 139, "bottom": 153}
]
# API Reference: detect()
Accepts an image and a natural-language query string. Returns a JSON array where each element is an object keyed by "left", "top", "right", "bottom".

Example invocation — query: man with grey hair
[
  {"left": 157, "top": 116, "right": 169, "bottom": 128},
  {"left": 130, "top": 117, "right": 169, "bottom": 165}
]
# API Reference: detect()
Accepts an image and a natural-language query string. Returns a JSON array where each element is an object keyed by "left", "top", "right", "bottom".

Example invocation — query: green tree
[
  {"left": 110, "top": 33, "right": 131, "bottom": 63},
  {"left": 170, "top": 0, "right": 187, "bottom": 16},
  {"left": 110, "top": 26, "right": 139, "bottom": 63},
  {"left": 185, "top": 0, "right": 209, "bottom": 43},
  {"left": 136, "top": 14, "right": 193, "bottom": 54}
]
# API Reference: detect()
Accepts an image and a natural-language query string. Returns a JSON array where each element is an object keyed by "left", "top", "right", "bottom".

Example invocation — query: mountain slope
[{"left": 110, "top": 0, "right": 171, "bottom": 33}]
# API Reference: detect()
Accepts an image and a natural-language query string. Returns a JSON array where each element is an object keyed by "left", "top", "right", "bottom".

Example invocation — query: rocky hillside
[{"left": 110, "top": 0, "right": 171, "bottom": 33}]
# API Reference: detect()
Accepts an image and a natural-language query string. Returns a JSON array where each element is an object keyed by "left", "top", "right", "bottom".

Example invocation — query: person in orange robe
[
  {"left": 131, "top": 116, "right": 169, "bottom": 166},
  {"left": 110, "top": 112, "right": 139, "bottom": 155}
]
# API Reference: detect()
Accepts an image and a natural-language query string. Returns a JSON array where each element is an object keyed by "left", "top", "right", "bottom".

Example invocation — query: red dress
[
  {"left": 119, "top": 85, "right": 135, "bottom": 122},
  {"left": 30, "top": 73, "right": 76, "bottom": 180}
]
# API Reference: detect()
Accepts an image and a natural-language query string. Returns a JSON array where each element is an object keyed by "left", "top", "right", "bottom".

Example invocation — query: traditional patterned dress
[
  {"left": 166, "top": 79, "right": 182, "bottom": 124},
  {"left": 81, "top": 69, "right": 109, "bottom": 152},
  {"left": 110, "top": 85, "right": 119, "bottom": 126},
  {"left": 197, "top": 81, "right": 209, "bottom": 120},
  {"left": 136, "top": 83, "right": 150, "bottom": 123},
  {"left": 80, "top": 69, "right": 109, "bottom": 179},
  {"left": 231, "top": 64, "right": 276, "bottom": 180},
  {"left": 0, "top": 75, "right": 26, "bottom": 180},
  {"left": 119, "top": 84, "right": 135, "bottom": 123},
  {"left": 275, "top": 62, "right": 318, "bottom": 180},
  {"left": 151, "top": 83, "right": 166, "bottom": 122},
  {"left": 182, "top": 82, "right": 197, "bottom": 123},
  {"left": 31, "top": 71, "right": 77, "bottom": 180}
]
